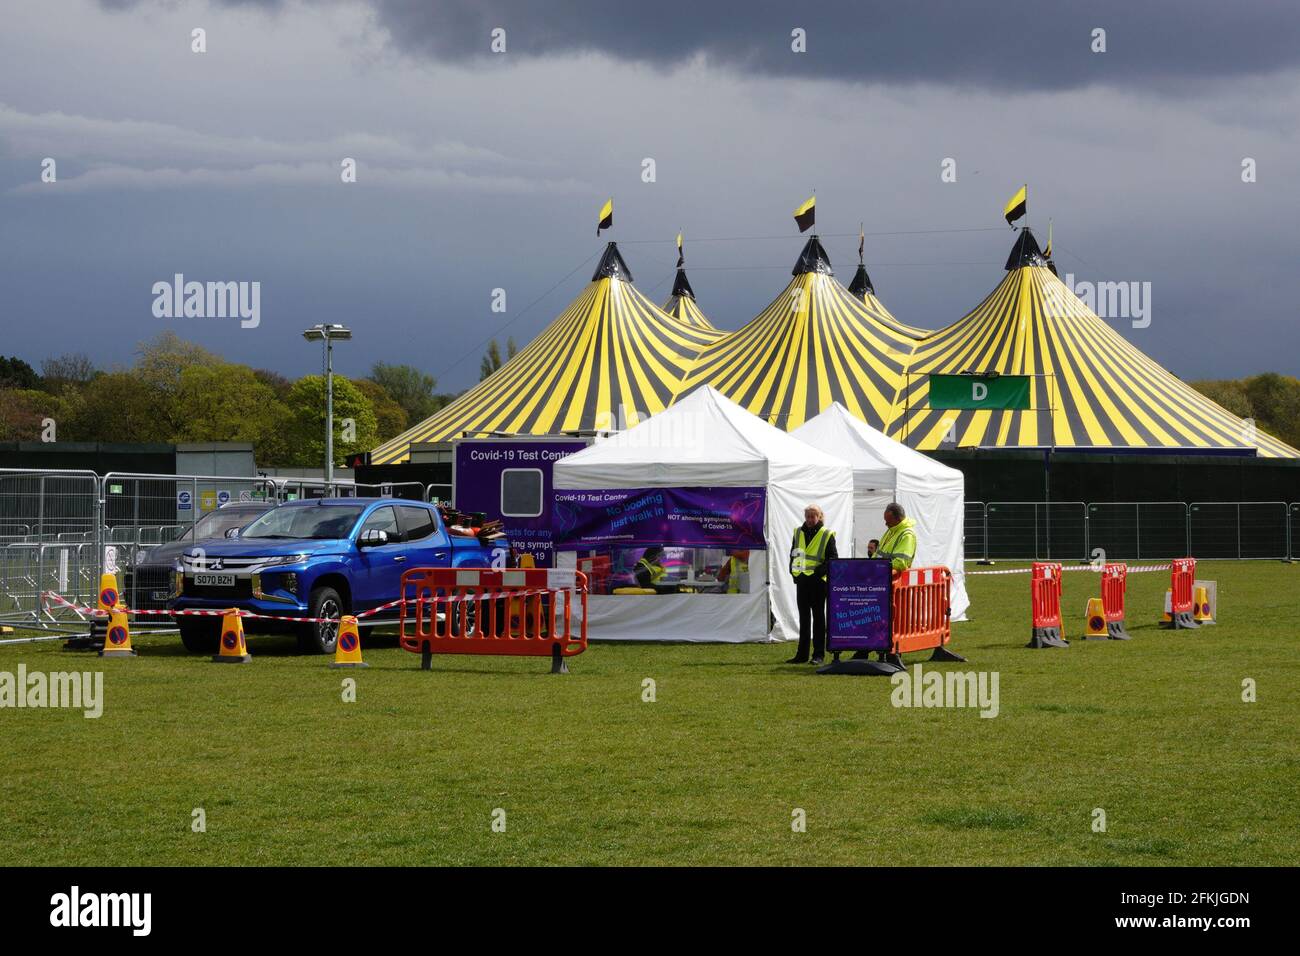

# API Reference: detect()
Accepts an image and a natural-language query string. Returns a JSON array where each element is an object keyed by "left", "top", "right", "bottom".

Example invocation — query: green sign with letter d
[{"left": 928, "top": 374, "right": 1032, "bottom": 410}]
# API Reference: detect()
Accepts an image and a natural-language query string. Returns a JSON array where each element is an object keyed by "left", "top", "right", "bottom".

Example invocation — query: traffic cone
[
  {"left": 212, "top": 610, "right": 252, "bottom": 663},
  {"left": 1160, "top": 588, "right": 1172, "bottom": 625},
  {"left": 1193, "top": 585, "right": 1215, "bottom": 625},
  {"left": 1082, "top": 597, "right": 1107, "bottom": 640},
  {"left": 99, "top": 609, "right": 136, "bottom": 657},
  {"left": 97, "top": 573, "right": 120, "bottom": 612},
  {"left": 330, "top": 615, "right": 367, "bottom": 668}
]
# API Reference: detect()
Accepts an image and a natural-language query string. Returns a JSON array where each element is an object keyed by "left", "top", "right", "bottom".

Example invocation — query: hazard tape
[
  {"left": 40, "top": 588, "right": 552, "bottom": 624},
  {"left": 966, "top": 563, "right": 1172, "bottom": 576}
]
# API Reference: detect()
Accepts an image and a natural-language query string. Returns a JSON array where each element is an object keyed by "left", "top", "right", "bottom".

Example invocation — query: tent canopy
[
  {"left": 553, "top": 386, "right": 855, "bottom": 642},
  {"left": 370, "top": 242, "right": 723, "bottom": 463},
  {"left": 676, "top": 236, "right": 923, "bottom": 433},
  {"left": 661, "top": 267, "right": 716, "bottom": 331},
  {"left": 793, "top": 402, "right": 970, "bottom": 620},
  {"left": 889, "top": 229, "right": 1300, "bottom": 457}
]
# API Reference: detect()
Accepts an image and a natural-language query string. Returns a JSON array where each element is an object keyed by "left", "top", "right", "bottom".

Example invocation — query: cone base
[
  {"left": 211, "top": 654, "right": 252, "bottom": 663},
  {"left": 330, "top": 661, "right": 368, "bottom": 668},
  {"left": 99, "top": 649, "right": 137, "bottom": 657}
]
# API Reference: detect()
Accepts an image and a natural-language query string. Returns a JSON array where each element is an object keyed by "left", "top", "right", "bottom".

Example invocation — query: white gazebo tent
[
  {"left": 793, "top": 402, "right": 970, "bottom": 620},
  {"left": 552, "top": 386, "right": 854, "bottom": 642}
]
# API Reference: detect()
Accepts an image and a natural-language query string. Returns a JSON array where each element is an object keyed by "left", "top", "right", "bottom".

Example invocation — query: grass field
[{"left": 1, "top": 560, "right": 1297, "bottom": 866}]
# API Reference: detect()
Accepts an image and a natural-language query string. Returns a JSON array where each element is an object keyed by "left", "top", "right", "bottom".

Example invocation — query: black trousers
[{"left": 794, "top": 575, "right": 828, "bottom": 658}]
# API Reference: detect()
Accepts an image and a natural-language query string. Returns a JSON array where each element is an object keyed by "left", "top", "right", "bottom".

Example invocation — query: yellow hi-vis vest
[
  {"left": 792, "top": 526, "right": 833, "bottom": 579},
  {"left": 726, "top": 556, "right": 749, "bottom": 593},
  {"left": 635, "top": 558, "right": 666, "bottom": 583}
]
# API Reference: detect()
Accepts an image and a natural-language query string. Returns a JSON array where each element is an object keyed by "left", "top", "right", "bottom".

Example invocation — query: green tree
[
  {"left": 0, "top": 356, "right": 41, "bottom": 390},
  {"left": 173, "top": 364, "right": 294, "bottom": 463},
  {"left": 284, "top": 375, "right": 379, "bottom": 468},
  {"left": 353, "top": 379, "right": 408, "bottom": 442},
  {"left": 0, "top": 389, "right": 68, "bottom": 441},
  {"left": 1189, "top": 379, "right": 1252, "bottom": 418},
  {"left": 62, "top": 372, "right": 165, "bottom": 443},
  {"left": 40, "top": 353, "right": 97, "bottom": 395},
  {"left": 480, "top": 339, "right": 504, "bottom": 381},
  {"left": 370, "top": 362, "right": 442, "bottom": 423}
]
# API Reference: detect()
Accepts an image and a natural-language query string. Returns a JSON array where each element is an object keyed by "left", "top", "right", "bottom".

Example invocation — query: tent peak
[
  {"left": 848, "top": 262, "right": 875, "bottom": 297},
  {"left": 593, "top": 241, "right": 634, "bottom": 282},
  {"left": 1005, "top": 227, "right": 1048, "bottom": 271},
  {"left": 669, "top": 268, "right": 695, "bottom": 300},
  {"left": 792, "top": 235, "right": 834, "bottom": 276}
]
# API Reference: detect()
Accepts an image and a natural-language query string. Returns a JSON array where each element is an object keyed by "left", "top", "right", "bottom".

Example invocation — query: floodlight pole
[{"left": 303, "top": 324, "right": 353, "bottom": 489}]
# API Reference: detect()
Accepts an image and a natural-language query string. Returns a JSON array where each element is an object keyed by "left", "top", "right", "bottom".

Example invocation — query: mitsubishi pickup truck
[{"left": 168, "top": 497, "right": 509, "bottom": 654}]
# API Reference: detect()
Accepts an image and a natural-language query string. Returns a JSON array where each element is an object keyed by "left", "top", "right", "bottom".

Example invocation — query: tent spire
[
  {"left": 592, "top": 241, "right": 634, "bottom": 282},
  {"left": 1004, "top": 227, "right": 1047, "bottom": 270},
  {"left": 792, "top": 235, "right": 834, "bottom": 276}
]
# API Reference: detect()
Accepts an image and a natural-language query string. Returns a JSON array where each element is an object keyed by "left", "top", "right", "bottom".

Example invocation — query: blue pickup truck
[{"left": 169, "top": 497, "right": 508, "bottom": 654}]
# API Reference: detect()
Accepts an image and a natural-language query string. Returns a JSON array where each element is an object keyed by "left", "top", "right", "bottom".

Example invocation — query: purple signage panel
[
  {"left": 553, "top": 487, "right": 766, "bottom": 549},
  {"left": 827, "top": 558, "right": 893, "bottom": 652},
  {"left": 454, "top": 439, "right": 590, "bottom": 567}
]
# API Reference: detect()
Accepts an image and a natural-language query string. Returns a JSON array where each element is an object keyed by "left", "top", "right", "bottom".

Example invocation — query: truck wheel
[
  {"left": 178, "top": 618, "right": 218, "bottom": 654},
  {"left": 298, "top": 585, "right": 343, "bottom": 654}
]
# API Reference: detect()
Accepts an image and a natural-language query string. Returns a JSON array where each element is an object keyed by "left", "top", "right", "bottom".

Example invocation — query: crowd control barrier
[
  {"left": 577, "top": 555, "right": 611, "bottom": 595},
  {"left": 1101, "top": 562, "right": 1132, "bottom": 640},
  {"left": 1162, "top": 557, "right": 1198, "bottom": 629},
  {"left": 399, "top": 567, "right": 588, "bottom": 673},
  {"left": 820, "top": 565, "right": 964, "bottom": 675},
  {"left": 1028, "top": 562, "right": 1068, "bottom": 648}
]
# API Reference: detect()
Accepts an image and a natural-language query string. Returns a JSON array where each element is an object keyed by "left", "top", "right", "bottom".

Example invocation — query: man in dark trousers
[{"left": 786, "top": 503, "right": 838, "bottom": 664}]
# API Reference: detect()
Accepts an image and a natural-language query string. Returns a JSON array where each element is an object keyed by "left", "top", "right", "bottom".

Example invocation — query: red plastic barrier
[
  {"left": 890, "top": 566, "right": 952, "bottom": 654},
  {"left": 1170, "top": 557, "right": 1196, "bottom": 614},
  {"left": 1031, "top": 562, "right": 1063, "bottom": 629},
  {"left": 1102, "top": 562, "right": 1127, "bottom": 622},
  {"left": 398, "top": 567, "right": 587, "bottom": 672}
]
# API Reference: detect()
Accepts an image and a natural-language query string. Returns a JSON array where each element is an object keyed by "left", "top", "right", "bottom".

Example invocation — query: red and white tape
[
  {"left": 40, "top": 588, "right": 552, "bottom": 624},
  {"left": 966, "top": 563, "right": 1172, "bottom": 576}
]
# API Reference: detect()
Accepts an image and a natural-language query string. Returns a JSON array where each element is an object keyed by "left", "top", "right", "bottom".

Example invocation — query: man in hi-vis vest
[
  {"left": 786, "top": 504, "right": 838, "bottom": 664},
  {"left": 876, "top": 502, "right": 917, "bottom": 572}
]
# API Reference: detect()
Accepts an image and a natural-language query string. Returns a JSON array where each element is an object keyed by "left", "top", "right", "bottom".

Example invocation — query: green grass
[{"left": 1, "top": 560, "right": 1297, "bottom": 866}]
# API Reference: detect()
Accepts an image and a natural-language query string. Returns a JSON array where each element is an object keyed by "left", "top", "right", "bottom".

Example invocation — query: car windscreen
[
  {"left": 181, "top": 507, "right": 267, "bottom": 542},
  {"left": 240, "top": 506, "right": 365, "bottom": 540}
]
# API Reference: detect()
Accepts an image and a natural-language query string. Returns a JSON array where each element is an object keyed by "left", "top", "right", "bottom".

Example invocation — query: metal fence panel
[
  {"left": 1188, "top": 502, "right": 1288, "bottom": 560},
  {"left": 1087, "top": 502, "right": 1188, "bottom": 559},
  {"left": 0, "top": 469, "right": 101, "bottom": 621},
  {"left": 985, "top": 502, "right": 1087, "bottom": 561},
  {"left": 964, "top": 501, "right": 987, "bottom": 561}
]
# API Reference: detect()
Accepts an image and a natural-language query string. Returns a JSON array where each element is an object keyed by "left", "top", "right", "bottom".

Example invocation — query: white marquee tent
[
  {"left": 793, "top": 402, "right": 971, "bottom": 620},
  {"left": 552, "top": 386, "right": 854, "bottom": 642}
]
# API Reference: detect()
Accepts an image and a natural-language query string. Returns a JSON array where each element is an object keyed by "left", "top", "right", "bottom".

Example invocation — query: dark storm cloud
[{"left": 306, "top": 0, "right": 1300, "bottom": 90}]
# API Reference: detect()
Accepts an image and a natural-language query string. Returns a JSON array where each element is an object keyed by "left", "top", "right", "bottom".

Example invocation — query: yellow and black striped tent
[
  {"left": 661, "top": 266, "right": 715, "bottom": 330},
  {"left": 889, "top": 229, "right": 1300, "bottom": 456},
  {"left": 370, "top": 243, "right": 723, "bottom": 463},
  {"left": 676, "top": 236, "right": 921, "bottom": 431},
  {"left": 846, "top": 259, "right": 931, "bottom": 340}
]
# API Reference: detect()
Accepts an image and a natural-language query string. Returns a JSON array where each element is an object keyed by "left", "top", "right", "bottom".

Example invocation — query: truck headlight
[{"left": 255, "top": 554, "right": 310, "bottom": 568}]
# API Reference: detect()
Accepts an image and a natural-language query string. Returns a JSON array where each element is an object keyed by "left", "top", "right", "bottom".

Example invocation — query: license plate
[
  {"left": 151, "top": 590, "right": 170, "bottom": 601},
  {"left": 193, "top": 573, "right": 235, "bottom": 587}
]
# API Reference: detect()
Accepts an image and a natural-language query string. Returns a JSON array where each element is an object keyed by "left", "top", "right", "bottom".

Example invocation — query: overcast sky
[{"left": 2, "top": 0, "right": 1298, "bottom": 390}]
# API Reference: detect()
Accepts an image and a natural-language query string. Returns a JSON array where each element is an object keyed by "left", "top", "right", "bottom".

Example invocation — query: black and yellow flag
[
  {"left": 858, "top": 225, "right": 865, "bottom": 264},
  {"left": 597, "top": 198, "right": 613, "bottom": 236},
  {"left": 676, "top": 231, "right": 684, "bottom": 268},
  {"left": 1003, "top": 185, "right": 1027, "bottom": 226},
  {"left": 793, "top": 195, "right": 816, "bottom": 233}
]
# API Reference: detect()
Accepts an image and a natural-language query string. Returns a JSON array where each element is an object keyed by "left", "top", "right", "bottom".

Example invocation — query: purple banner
[
  {"left": 553, "top": 487, "right": 766, "bottom": 549},
  {"left": 827, "top": 559, "right": 893, "bottom": 651},
  {"left": 454, "top": 439, "right": 590, "bottom": 567}
]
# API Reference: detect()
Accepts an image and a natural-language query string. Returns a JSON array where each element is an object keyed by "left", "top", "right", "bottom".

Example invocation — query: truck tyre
[
  {"left": 298, "top": 585, "right": 343, "bottom": 654},
  {"left": 177, "top": 618, "right": 219, "bottom": 654}
]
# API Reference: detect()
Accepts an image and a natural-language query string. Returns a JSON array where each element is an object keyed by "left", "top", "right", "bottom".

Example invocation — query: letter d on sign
[{"left": 972, "top": 382, "right": 988, "bottom": 402}]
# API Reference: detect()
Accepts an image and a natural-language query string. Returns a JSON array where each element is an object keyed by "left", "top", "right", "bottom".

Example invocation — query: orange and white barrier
[
  {"left": 1162, "top": 557, "right": 1198, "bottom": 629},
  {"left": 399, "top": 567, "right": 588, "bottom": 673},
  {"left": 1029, "top": 562, "right": 1068, "bottom": 648}
]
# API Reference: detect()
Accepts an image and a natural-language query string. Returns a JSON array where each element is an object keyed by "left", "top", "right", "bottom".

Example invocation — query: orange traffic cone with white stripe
[
  {"left": 99, "top": 609, "right": 136, "bottom": 657},
  {"left": 330, "top": 615, "right": 367, "bottom": 668},
  {"left": 212, "top": 609, "right": 252, "bottom": 663}
]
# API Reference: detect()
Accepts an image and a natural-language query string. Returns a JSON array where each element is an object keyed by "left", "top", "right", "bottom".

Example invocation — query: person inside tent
[
  {"left": 866, "top": 538, "right": 880, "bottom": 558},
  {"left": 716, "top": 548, "right": 750, "bottom": 593},
  {"left": 786, "top": 504, "right": 838, "bottom": 665},
  {"left": 634, "top": 546, "right": 672, "bottom": 591},
  {"left": 877, "top": 503, "right": 917, "bottom": 572}
]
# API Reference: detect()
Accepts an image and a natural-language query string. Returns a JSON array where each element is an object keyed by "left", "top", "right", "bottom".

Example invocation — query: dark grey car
[{"left": 122, "top": 501, "right": 276, "bottom": 612}]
